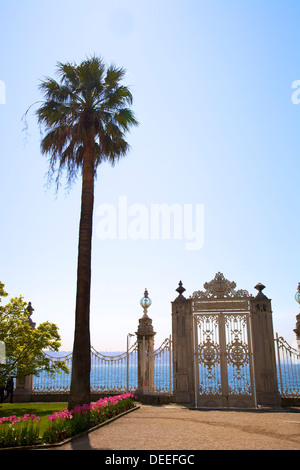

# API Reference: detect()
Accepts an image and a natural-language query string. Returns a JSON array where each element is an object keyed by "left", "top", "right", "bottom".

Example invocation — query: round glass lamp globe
[{"left": 140, "top": 296, "right": 152, "bottom": 310}]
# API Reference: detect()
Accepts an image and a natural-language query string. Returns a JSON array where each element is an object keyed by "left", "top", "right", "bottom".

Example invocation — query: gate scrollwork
[
  {"left": 226, "top": 338, "right": 249, "bottom": 380},
  {"left": 197, "top": 337, "right": 220, "bottom": 378}
]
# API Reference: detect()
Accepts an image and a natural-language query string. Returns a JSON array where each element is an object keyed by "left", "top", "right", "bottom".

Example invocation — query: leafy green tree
[
  {"left": 0, "top": 282, "right": 68, "bottom": 388},
  {"left": 36, "top": 56, "right": 138, "bottom": 408}
]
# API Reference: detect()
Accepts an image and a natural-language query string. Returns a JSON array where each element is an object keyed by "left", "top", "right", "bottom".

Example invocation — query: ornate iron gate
[{"left": 192, "top": 273, "right": 256, "bottom": 408}]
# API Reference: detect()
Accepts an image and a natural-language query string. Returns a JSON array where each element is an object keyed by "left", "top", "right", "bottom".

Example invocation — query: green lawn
[
  {"left": 0, "top": 396, "right": 136, "bottom": 447},
  {"left": 0, "top": 402, "right": 68, "bottom": 434}
]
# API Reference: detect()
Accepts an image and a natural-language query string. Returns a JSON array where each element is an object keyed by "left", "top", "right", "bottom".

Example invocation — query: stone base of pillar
[
  {"left": 256, "top": 391, "right": 282, "bottom": 408},
  {"left": 173, "top": 391, "right": 193, "bottom": 405},
  {"left": 13, "top": 388, "right": 32, "bottom": 403},
  {"left": 14, "top": 375, "right": 33, "bottom": 403},
  {"left": 136, "top": 392, "right": 173, "bottom": 405}
]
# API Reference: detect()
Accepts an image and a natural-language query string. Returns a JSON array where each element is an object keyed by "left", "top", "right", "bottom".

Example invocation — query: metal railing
[
  {"left": 32, "top": 333, "right": 300, "bottom": 400},
  {"left": 33, "top": 338, "right": 173, "bottom": 395},
  {"left": 33, "top": 342, "right": 138, "bottom": 394},
  {"left": 275, "top": 333, "right": 300, "bottom": 398},
  {"left": 33, "top": 352, "right": 72, "bottom": 393},
  {"left": 153, "top": 336, "right": 173, "bottom": 394},
  {"left": 90, "top": 343, "right": 138, "bottom": 393}
]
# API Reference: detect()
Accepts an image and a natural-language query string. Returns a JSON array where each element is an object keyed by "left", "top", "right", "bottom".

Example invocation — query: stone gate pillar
[
  {"left": 136, "top": 290, "right": 156, "bottom": 396},
  {"left": 14, "top": 375, "right": 34, "bottom": 403},
  {"left": 171, "top": 281, "right": 194, "bottom": 405},
  {"left": 250, "top": 284, "right": 281, "bottom": 407}
]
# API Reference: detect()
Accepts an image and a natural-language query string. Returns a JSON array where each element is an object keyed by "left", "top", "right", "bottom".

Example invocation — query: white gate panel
[{"left": 194, "top": 312, "right": 255, "bottom": 408}]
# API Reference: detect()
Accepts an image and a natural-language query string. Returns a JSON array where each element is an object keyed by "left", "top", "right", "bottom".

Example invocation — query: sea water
[{"left": 32, "top": 357, "right": 300, "bottom": 396}]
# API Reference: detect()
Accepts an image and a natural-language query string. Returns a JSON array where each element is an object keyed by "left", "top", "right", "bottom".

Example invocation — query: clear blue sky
[{"left": 0, "top": 0, "right": 299, "bottom": 351}]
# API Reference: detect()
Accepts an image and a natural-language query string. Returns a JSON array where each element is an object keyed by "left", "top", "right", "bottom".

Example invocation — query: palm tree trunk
[{"left": 69, "top": 135, "right": 94, "bottom": 409}]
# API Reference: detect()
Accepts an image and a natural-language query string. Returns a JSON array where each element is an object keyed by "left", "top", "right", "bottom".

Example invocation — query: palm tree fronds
[{"left": 36, "top": 56, "right": 138, "bottom": 187}]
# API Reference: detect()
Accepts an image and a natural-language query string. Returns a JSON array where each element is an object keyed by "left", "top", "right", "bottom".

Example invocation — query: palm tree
[{"left": 36, "top": 56, "right": 138, "bottom": 409}]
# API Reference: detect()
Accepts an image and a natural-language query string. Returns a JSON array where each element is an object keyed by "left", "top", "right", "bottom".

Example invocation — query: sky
[{"left": 0, "top": 0, "right": 299, "bottom": 352}]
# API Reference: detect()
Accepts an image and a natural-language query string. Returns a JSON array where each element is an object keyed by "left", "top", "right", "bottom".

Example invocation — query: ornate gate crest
[{"left": 192, "top": 272, "right": 250, "bottom": 299}]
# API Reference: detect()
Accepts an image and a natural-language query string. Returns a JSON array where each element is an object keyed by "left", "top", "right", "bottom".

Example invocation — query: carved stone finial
[
  {"left": 27, "top": 302, "right": 34, "bottom": 315},
  {"left": 176, "top": 281, "right": 186, "bottom": 296},
  {"left": 26, "top": 302, "right": 36, "bottom": 329},
  {"left": 174, "top": 281, "right": 186, "bottom": 301},
  {"left": 254, "top": 283, "right": 265, "bottom": 293},
  {"left": 254, "top": 283, "right": 268, "bottom": 300}
]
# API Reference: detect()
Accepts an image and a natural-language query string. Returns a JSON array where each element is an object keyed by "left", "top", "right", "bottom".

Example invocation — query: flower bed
[
  {"left": 0, "top": 414, "right": 40, "bottom": 448},
  {"left": 0, "top": 393, "right": 136, "bottom": 448}
]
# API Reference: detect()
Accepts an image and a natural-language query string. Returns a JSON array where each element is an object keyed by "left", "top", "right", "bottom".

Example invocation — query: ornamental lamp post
[
  {"left": 136, "top": 289, "right": 156, "bottom": 395},
  {"left": 294, "top": 283, "right": 300, "bottom": 351}
]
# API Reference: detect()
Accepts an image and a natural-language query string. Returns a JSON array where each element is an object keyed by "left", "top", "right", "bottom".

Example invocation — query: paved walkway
[{"left": 46, "top": 404, "right": 300, "bottom": 451}]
